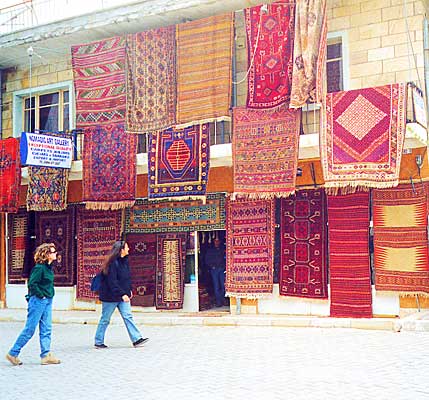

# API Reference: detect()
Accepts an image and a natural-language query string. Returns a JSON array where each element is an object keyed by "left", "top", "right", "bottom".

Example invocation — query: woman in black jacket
[{"left": 94, "top": 240, "right": 148, "bottom": 349}]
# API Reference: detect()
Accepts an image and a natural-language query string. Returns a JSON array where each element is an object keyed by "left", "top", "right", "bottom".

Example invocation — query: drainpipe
[{"left": 423, "top": 17, "right": 429, "bottom": 129}]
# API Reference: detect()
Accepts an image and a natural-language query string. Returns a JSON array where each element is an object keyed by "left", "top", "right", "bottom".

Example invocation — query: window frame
[{"left": 327, "top": 30, "right": 349, "bottom": 92}]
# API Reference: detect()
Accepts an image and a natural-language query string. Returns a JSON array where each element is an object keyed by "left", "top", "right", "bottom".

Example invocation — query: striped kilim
[
  {"left": 127, "top": 233, "right": 157, "bottom": 307},
  {"left": 27, "top": 166, "right": 69, "bottom": 211},
  {"left": 0, "top": 138, "right": 21, "bottom": 213},
  {"left": 71, "top": 36, "right": 126, "bottom": 127},
  {"left": 321, "top": 84, "right": 406, "bottom": 192},
  {"left": 126, "top": 26, "right": 176, "bottom": 132},
  {"left": 36, "top": 207, "right": 76, "bottom": 286},
  {"left": 148, "top": 124, "right": 209, "bottom": 200},
  {"left": 226, "top": 199, "right": 275, "bottom": 298},
  {"left": 280, "top": 189, "right": 328, "bottom": 299},
  {"left": 328, "top": 192, "right": 372, "bottom": 318},
  {"left": 232, "top": 105, "right": 301, "bottom": 198},
  {"left": 155, "top": 232, "right": 187, "bottom": 309},
  {"left": 176, "top": 13, "right": 233, "bottom": 123},
  {"left": 245, "top": 1, "right": 295, "bottom": 109},
  {"left": 76, "top": 207, "right": 122, "bottom": 300},
  {"left": 373, "top": 184, "right": 429, "bottom": 295}
]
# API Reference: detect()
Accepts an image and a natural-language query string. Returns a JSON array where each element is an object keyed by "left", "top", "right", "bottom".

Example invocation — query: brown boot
[
  {"left": 6, "top": 353, "right": 22, "bottom": 366},
  {"left": 41, "top": 352, "right": 61, "bottom": 365}
]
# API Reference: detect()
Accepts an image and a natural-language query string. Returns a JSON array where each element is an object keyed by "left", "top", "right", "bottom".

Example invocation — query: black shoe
[
  {"left": 133, "top": 338, "right": 149, "bottom": 348},
  {"left": 94, "top": 344, "right": 108, "bottom": 349}
]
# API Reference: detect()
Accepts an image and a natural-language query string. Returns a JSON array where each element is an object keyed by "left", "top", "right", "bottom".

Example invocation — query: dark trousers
[{"left": 209, "top": 267, "right": 225, "bottom": 306}]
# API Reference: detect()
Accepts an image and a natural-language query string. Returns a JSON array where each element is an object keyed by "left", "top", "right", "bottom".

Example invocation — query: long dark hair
[{"left": 101, "top": 240, "right": 125, "bottom": 275}]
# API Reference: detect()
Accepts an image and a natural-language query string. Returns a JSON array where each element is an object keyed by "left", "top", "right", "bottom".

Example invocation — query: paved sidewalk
[{"left": 1, "top": 307, "right": 429, "bottom": 331}]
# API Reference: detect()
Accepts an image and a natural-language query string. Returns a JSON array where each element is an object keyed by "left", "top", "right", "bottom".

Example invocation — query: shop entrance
[{"left": 197, "top": 230, "right": 229, "bottom": 312}]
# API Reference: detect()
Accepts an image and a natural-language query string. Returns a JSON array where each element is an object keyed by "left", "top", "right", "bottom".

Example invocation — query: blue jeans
[
  {"left": 94, "top": 301, "right": 142, "bottom": 345},
  {"left": 9, "top": 296, "right": 53, "bottom": 358},
  {"left": 210, "top": 268, "right": 225, "bottom": 306}
]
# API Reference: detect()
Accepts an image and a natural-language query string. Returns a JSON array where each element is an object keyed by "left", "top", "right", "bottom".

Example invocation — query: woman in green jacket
[{"left": 6, "top": 242, "right": 61, "bottom": 366}]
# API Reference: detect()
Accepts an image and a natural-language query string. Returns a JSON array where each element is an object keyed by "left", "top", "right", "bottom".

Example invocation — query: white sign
[{"left": 20, "top": 132, "right": 73, "bottom": 169}]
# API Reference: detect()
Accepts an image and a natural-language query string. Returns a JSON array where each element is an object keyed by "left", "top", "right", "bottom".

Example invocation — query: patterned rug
[
  {"left": 232, "top": 105, "right": 301, "bottom": 198},
  {"left": 126, "top": 26, "right": 176, "bottom": 133},
  {"left": 35, "top": 207, "right": 76, "bottom": 286},
  {"left": 321, "top": 83, "right": 407, "bottom": 193},
  {"left": 155, "top": 232, "right": 187, "bottom": 309},
  {"left": 76, "top": 207, "right": 122, "bottom": 300},
  {"left": 27, "top": 167, "right": 69, "bottom": 211},
  {"left": 290, "top": 0, "right": 327, "bottom": 108},
  {"left": 245, "top": 2, "right": 295, "bottom": 108},
  {"left": 328, "top": 192, "right": 372, "bottom": 318},
  {"left": 373, "top": 185, "right": 429, "bottom": 295},
  {"left": 71, "top": 36, "right": 126, "bottom": 127},
  {"left": 225, "top": 199, "right": 275, "bottom": 298},
  {"left": 126, "top": 233, "right": 157, "bottom": 307},
  {"left": 148, "top": 124, "right": 209, "bottom": 200},
  {"left": 7, "top": 209, "right": 31, "bottom": 284},
  {"left": 83, "top": 123, "right": 137, "bottom": 209},
  {"left": 176, "top": 13, "right": 233, "bottom": 123},
  {"left": 0, "top": 138, "right": 21, "bottom": 213},
  {"left": 125, "top": 193, "right": 226, "bottom": 233},
  {"left": 280, "top": 189, "right": 328, "bottom": 299}
]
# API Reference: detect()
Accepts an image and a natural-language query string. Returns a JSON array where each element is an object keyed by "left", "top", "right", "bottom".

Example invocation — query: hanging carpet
[
  {"left": 225, "top": 199, "right": 275, "bottom": 298},
  {"left": 290, "top": 0, "right": 327, "bottom": 108},
  {"left": 232, "top": 105, "right": 300, "bottom": 198},
  {"left": 125, "top": 193, "right": 226, "bottom": 233},
  {"left": 373, "top": 184, "right": 429, "bottom": 295},
  {"left": 245, "top": 1, "right": 295, "bottom": 109},
  {"left": 126, "top": 26, "right": 176, "bottom": 133},
  {"left": 280, "top": 189, "right": 328, "bottom": 299},
  {"left": 83, "top": 123, "right": 137, "bottom": 210},
  {"left": 76, "top": 207, "right": 122, "bottom": 301},
  {"left": 328, "top": 192, "right": 372, "bottom": 318},
  {"left": 35, "top": 207, "right": 76, "bottom": 286},
  {"left": 126, "top": 233, "right": 157, "bottom": 307},
  {"left": 71, "top": 36, "right": 126, "bottom": 127},
  {"left": 148, "top": 124, "right": 209, "bottom": 200},
  {"left": 27, "top": 166, "right": 69, "bottom": 211},
  {"left": 176, "top": 13, "right": 233, "bottom": 124},
  {"left": 321, "top": 83, "right": 407, "bottom": 193},
  {"left": 155, "top": 232, "right": 187, "bottom": 310},
  {"left": 0, "top": 137, "right": 21, "bottom": 213}
]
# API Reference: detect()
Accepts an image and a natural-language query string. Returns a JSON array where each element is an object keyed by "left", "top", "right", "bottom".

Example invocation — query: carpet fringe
[
  {"left": 148, "top": 195, "right": 206, "bottom": 204},
  {"left": 324, "top": 180, "right": 399, "bottom": 195},
  {"left": 231, "top": 191, "right": 295, "bottom": 201},
  {"left": 225, "top": 291, "right": 273, "bottom": 299},
  {"left": 85, "top": 200, "right": 136, "bottom": 210}
]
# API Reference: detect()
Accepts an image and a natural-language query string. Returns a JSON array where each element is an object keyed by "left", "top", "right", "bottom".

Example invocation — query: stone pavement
[{"left": 1, "top": 321, "right": 429, "bottom": 400}]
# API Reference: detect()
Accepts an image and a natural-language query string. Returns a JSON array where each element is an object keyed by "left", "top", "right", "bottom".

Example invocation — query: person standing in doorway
[
  {"left": 205, "top": 238, "right": 226, "bottom": 307},
  {"left": 6, "top": 243, "right": 61, "bottom": 366},
  {"left": 94, "top": 240, "right": 148, "bottom": 349}
]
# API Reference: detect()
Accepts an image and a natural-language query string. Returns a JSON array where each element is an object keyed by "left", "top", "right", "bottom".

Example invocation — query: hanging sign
[{"left": 20, "top": 132, "right": 73, "bottom": 169}]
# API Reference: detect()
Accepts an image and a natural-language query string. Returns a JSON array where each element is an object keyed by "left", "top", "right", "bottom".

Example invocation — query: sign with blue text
[{"left": 20, "top": 132, "right": 73, "bottom": 169}]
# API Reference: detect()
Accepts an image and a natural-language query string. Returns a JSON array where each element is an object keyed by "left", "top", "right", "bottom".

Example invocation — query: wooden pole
[{"left": 0, "top": 214, "right": 6, "bottom": 306}]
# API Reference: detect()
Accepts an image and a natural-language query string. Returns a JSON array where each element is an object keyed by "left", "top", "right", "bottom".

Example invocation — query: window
[
  {"left": 326, "top": 33, "right": 348, "bottom": 93},
  {"left": 23, "top": 89, "right": 70, "bottom": 133}
]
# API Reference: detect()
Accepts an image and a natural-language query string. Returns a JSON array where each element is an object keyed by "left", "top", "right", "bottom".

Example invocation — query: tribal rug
[
  {"left": 328, "top": 192, "right": 372, "bottom": 318},
  {"left": 148, "top": 124, "right": 209, "bottom": 200},
  {"left": 155, "top": 232, "right": 187, "bottom": 309},
  {"left": 71, "top": 36, "right": 126, "bottom": 128},
  {"left": 232, "top": 105, "right": 301, "bottom": 198},
  {"left": 126, "top": 26, "right": 176, "bottom": 133},
  {"left": 125, "top": 193, "right": 226, "bottom": 233},
  {"left": 176, "top": 13, "right": 233, "bottom": 123},
  {"left": 76, "top": 207, "right": 122, "bottom": 300},
  {"left": 83, "top": 123, "right": 137, "bottom": 209},
  {"left": 321, "top": 83, "right": 407, "bottom": 193},
  {"left": 245, "top": 2, "right": 295, "bottom": 109},
  {"left": 225, "top": 199, "right": 275, "bottom": 298},
  {"left": 0, "top": 138, "right": 21, "bottom": 213},
  {"left": 280, "top": 189, "right": 328, "bottom": 299},
  {"left": 7, "top": 209, "right": 32, "bottom": 284},
  {"left": 35, "top": 207, "right": 76, "bottom": 286},
  {"left": 290, "top": 0, "right": 327, "bottom": 108},
  {"left": 373, "top": 185, "right": 429, "bottom": 295},
  {"left": 27, "top": 167, "right": 69, "bottom": 211},
  {"left": 126, "top": 233, "right": 157, "bottom": 307}
]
